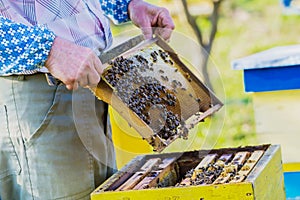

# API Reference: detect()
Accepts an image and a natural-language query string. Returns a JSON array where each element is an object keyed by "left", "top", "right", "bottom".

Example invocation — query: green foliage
[{"left": 228, "top": 0, "right": 275, "bottom": 13}]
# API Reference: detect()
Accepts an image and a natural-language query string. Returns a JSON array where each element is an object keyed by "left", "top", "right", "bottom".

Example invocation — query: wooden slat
[
  {"left": 180, "top": 153, "right": 232, "bottom": 186},
  {"left": 214, "top": 154, "right": 233, "bottom": 167},
  {"left": 191, "top": 154, "right": 218, "bottom": 180},
  {"left": 198, "top": 154, "right": 233, "bottom": 186},
  {"left": 133, "top": 157, "right": 177, "bottom": 190},
  {"left": 231, "top": 151, "right": 251, "bottom": 167},
  {"left": 214, "top": 174, "right": 232, "bottom": 184},
  {"left": 116, "top": 158, "right": 161, "bottom": 191},
  {"left": 133, "top": 176, "right": 155, "bottom": 190},
  {"left": 230, "top": 150, "right": 264, "bottom": 183},
  {"left": 213, "top": 152, "right": 250, "bottom": 184},
  {"left": 157, "top": 157, "right": 177, "bottom": 169},
  {"left": 178, "top": 177, "right": 192, "bottom": 186}
]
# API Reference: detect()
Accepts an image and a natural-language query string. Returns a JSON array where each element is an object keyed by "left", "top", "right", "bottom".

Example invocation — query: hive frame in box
[
  {"left": 91, "top": 145, "right": 285, "bottom": 200},
  {"left": 91, "top": 35, "right": 223, "bottom": 152}
]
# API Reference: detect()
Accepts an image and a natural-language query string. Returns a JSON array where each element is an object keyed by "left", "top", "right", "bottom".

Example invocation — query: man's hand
[
  {"left": 128, "top": 0, "right": 175, "bottom": 40},
  {"left": 45, "top": 37, "right": 104, "bottom": 90}
]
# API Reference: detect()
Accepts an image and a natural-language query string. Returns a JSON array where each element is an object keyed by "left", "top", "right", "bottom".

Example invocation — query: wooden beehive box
[
  {"left": 91, "top": 145, "right": 285, "bottom": 200},
  {"left": 91, "top": 35, "right": 223, "bottom": 152},
  {"left": 232, "top": 45, "right": 300, "bottom": 163}
]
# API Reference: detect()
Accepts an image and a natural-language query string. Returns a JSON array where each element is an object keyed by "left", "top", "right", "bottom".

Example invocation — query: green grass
[{"left": 110, "top": 0, "right": 300, "bottom": 151}]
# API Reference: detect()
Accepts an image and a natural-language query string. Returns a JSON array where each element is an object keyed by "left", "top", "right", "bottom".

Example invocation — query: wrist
[
  {"left": 45, "top": 37, "right": 72, "bottom": 70},
  {"left": 128, "top": 0, "right": 143, "bottom": 18},
  {"left": 45, "top": 36, "right": 59, "bottom": 69}
]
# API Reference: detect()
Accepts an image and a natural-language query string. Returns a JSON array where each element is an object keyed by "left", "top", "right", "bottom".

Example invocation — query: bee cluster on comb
[
  {"left": 102, "top": 48, "right": 195, "bottom": 141},
  {"left": 93, "top": 37, "right": 223, "bottom": 152}
]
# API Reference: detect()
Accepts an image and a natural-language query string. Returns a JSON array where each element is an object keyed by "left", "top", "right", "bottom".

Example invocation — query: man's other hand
[{"left": 128, "top": 0, "right": 175, "bottom": 40}]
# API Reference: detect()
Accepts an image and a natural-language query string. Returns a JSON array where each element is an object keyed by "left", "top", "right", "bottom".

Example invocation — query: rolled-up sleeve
[
  {"left": 0, "top": 16, "right": 55, "bottom": 75},
  {"left": 99, "top": 0, "right": 132, "bottom": 24}
]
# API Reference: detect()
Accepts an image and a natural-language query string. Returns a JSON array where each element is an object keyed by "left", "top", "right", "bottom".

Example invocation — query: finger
[
  {"left": 87, "top": 68, "right": 101, "bottom": 88},
  {"left": 156, "top": 10, "right": 175, "bottom": 40},
  {"left": 66, "top": 84, "right": 73, "bottom": 90},
  {"left": 155, "top": 27, "right": 173, "bottom": 41},
  {"left": 78, "top": 74, "right": 88, "bottom": 88},
  {"left": 93, "top": 55, "right": 104, "bottom": 76},
  {"left": 73, "top": 82, "right": 79, "bottom": 90},
  {"left": 66, "top": 81, "right": 78, "bottom": 90},
  {"left": 158, "top": 8, "right": 175, "bottom": 30},
  {"left": 76, "top": 63, "right": 89, "bottom": 87},
  {"left": 141, "top": 26, "right": 153, "bottom": 40}
]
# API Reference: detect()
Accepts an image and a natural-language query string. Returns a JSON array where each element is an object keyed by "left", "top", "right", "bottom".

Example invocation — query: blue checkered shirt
[{"left": 0, "top": 0, "right": 131, "bottom": 75}]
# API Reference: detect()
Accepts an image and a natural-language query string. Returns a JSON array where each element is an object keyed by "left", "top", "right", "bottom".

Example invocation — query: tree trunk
[{"left": 181, "top": 0, "right": 222, "bottom": 92}]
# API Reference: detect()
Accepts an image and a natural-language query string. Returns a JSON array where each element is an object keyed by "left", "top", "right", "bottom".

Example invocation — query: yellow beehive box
[
  {"left": 91, "top": 145, "right": 285, "bottom": 200},
  {"left": 232, "top": 45, "right": 300, "bottom": 163},
  {"left": 252, "top": 90, "right": 300, "bottom": 163}
]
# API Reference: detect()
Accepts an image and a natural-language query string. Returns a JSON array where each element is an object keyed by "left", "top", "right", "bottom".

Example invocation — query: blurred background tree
[{"left": 181, "top": 0, "right": 223, "bottom": 92}]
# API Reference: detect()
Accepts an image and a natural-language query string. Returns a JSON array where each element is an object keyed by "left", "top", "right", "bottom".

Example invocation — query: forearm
[{"left": 0, "top": 16, "right": 55, "bottom": 75}]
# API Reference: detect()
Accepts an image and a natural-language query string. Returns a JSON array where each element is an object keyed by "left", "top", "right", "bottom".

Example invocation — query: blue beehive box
[
  {"left": 232, "top": 45, "right": 300, "bottom": 164},
  {"left": 232, "top": 45, "right": 300, "bottom": 92}
]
